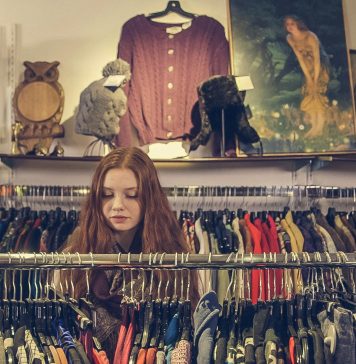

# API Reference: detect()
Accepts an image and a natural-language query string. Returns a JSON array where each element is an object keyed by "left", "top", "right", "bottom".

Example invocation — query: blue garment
[
  {"left": 193, "top": 291, "right": 221, "bottom": 364},
  {"left": 164, "top": 313, "right": 179, "bottom": 364}
]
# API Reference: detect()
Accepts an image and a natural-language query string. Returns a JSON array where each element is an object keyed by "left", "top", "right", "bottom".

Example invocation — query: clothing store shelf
[{"left": 1, "top": 153, "right": 356, "bottom": 170}]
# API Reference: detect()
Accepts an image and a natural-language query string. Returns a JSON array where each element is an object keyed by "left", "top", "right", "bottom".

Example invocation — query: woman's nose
[{"left": 112, "top": 195, "right": 124, "bottom": 211}]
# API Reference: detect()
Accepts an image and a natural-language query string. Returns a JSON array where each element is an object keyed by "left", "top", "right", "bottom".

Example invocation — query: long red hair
[{"left": 65, "top": 147, "right": 199, "bottom": 305}]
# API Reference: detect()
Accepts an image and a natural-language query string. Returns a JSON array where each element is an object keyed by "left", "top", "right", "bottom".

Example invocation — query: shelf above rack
[{"left": 1, "top": 153, "right": 356, "bottom": 171}]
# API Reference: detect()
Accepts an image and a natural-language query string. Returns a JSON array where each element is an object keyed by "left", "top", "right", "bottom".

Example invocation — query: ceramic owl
[{"left": 12, "top": 61, "right": 65, "bottom": 154}]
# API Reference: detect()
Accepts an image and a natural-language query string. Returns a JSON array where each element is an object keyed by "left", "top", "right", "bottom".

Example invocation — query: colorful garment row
[
  {"left": 193, "top": 291, "right": 356, "bottom": 364},
  {"left": 180, "top": 208, "right": 356, "bottom": 303},
  {"left": 0, "top": 207, "right": 78, "bottom": 253}
]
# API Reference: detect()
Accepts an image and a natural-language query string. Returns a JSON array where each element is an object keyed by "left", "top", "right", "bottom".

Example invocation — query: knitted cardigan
[{"left": 116, "top": 14, "right": 230, "bottom": 146}]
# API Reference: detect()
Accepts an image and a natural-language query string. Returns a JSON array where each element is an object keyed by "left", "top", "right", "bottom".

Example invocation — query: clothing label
[
  {"left": 166, "top": 26, "right": 183, "bottom": 35},
  {"left": 103, "top": 75, "right": 126, "bottom": 88},
  {"left": 166, "top": 21, "right": 192, "bottom": 34},
  {"left": 234, "top": 75, "right": 254, "bottom": 91}
]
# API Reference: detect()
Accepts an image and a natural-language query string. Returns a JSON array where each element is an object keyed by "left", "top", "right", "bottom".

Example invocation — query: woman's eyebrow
[
  {"left": 124, "top": 187, "right": 138, "bottom": 191},
  {"left": 102, "top": 187, "right": 114, "bottom": 191}
]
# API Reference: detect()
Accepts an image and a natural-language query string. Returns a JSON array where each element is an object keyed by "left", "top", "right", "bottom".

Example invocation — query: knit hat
[{"left": 189, "top": 75, "right": 260, "bottom": 152}]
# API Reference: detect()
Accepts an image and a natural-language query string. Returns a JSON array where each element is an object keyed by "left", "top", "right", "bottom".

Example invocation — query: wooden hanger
[{"left": 147, "top": 1, "right": 197, "bottom": 20}]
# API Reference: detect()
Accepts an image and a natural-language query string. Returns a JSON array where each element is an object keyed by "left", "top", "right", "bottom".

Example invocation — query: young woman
[
  {"left": 284, "top": 15, "right": 330, "bottom": 138},
  {"left": 63, "top": 147, "right": 199, "bottom": 360}
]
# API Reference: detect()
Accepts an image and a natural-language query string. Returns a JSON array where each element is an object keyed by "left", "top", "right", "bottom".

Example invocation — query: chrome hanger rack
[
  {"left": 1, "top": 184, "right": 356, "bottom": 199},
  {"left": 0, "top": 252, "right": 355, "bottom": 269}
]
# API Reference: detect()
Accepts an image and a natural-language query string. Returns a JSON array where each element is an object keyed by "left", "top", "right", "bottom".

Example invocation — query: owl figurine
[{"left": 12, "top": 61, "right": 65, "bottom": 154}]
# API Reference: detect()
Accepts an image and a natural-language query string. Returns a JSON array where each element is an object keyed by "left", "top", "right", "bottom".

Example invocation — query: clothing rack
[
  {"left": 0, "top": 252, "right": 355, "bottom": 269},
  {"left": 2, "top": 184, "right": 356, "bottom": 199}
]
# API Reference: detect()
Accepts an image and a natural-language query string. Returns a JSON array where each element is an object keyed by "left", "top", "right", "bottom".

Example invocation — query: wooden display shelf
[{"left": 1, "top": 152, "right": 356, "bottom": 171}]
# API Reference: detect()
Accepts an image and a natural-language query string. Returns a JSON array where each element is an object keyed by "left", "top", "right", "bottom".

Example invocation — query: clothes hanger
[
  {"left": 181, "top": 261, "right": 192, "bottom": 342},
  {"left": 158, "top": 268, "right": 171, "bottom": 351},
  {"left": 141, "top": 254, "right": 155, "bottom": 349},
  {"left": 130, "top": 262, "right": 147, "bottom": 363},
  {"left": 149, "top": 254, "right": 164, "bottom": 348}
]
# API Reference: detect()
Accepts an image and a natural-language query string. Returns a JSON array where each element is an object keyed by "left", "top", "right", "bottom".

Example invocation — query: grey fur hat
[{"left": 75, "top": 59, "right": 131, "bottom": 141}]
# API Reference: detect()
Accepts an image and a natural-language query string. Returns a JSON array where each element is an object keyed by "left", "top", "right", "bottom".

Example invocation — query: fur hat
[
  {"left": 75, "top": 59, "right": 131, "bottom": 142},
  {"left": 190, "top": 75, "right": 260, "bottom": 151}
]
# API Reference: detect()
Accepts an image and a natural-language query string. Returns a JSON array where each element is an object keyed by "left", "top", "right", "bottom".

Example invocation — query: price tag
[
  {"left": 103, "top": 75, "right": 126, "bottom": 88},
  {"left": 234, "top": 76, "right": 254, "bottom": 91}
]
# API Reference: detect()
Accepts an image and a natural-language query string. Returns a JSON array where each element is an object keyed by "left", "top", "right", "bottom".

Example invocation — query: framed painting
[
  {"left": 351, "top": 49, "right": 356, "bottom": 104},
  {"left": 228, "top": 0, "right": 356, "bottom": 154}
]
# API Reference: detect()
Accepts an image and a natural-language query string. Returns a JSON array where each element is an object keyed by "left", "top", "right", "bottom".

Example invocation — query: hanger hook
[{"left": 158, "top": 252, "right": 166, "bottom": 300}]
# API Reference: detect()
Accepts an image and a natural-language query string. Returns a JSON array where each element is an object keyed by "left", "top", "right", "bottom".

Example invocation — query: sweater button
[
  {"left": 168, "top": 83, "right": 173, "bottom": 89},
  {"left": 167, "top": 98, "right": 172, "bottom": 105},
  {"left": 168, "top": 66, "right": 174, "bottom": 72},
  {"left": 167, "top": 131, "right": 173, "bottom": 138},
  {"left": 168, "top": 34, "right": 174, "bottom": 39},
  {"left": 168, "top": 49, "right": 174, "bottom": 55}
]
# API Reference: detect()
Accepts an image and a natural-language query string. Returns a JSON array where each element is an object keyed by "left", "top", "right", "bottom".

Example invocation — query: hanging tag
[
  {"left": 103, "top": 75, "right": 126, "bottom": 89},
  {"left": 234, "top": 76, "right": 254, "bottom": 91}
]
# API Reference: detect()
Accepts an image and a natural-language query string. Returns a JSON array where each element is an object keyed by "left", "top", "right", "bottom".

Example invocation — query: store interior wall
[{"left": 0, "top": 0, "right": 355, "bottom": 188}]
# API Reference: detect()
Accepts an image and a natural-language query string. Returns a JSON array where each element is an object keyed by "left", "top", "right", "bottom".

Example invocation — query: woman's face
[
  {"left": 285, "top": 18, "right": 298, "bottom": 34},
  {"left": 102, "top": 168, "right": 142, "bottom": 232}
]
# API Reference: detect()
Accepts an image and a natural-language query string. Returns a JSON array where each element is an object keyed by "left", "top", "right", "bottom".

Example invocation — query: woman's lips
[{"left": 111, "top": 216, "right": 129, "bottom": 223}]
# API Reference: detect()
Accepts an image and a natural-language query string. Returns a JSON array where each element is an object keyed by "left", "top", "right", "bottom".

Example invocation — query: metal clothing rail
[
  {"left": 0, "top": 252, "right": 355, "bottom": 269},
  {"left": 2, "top": 184, "right": 356, "bottom": 199}
]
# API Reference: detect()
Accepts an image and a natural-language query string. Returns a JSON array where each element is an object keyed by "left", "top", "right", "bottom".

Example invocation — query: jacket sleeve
[{"left": 210, "top": 23, "right": 230, "bottom": 76}]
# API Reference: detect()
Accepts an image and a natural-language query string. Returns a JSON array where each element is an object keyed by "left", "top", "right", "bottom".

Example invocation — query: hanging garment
[
  {"left": 116, "top": 15, "right": 229, "bottom": 146},
  {"left": 284, "top": 211, "right": 304, "bottom": 252},
  {"left": 146, "top": 347, "right": 158, "bottom": 364},
  {"left": 156, "top": 350, "right": 166, "bottom": 364},
  {"left": 121, "top": 304, "right": 136, "bottom": 364},
  {"left": 13, "top": 326, "right": 28, "bottom": 364},
  {"left": 315, "top": 212, "right": 347, "bottom": 252},
  {"left": 25, "top": 330, "right": 45, "bottom": 364},
  {"left": 0, "top": 336, "right": 6, "bottom": 364},
  {"left": 334, "top": 215, "right": 356, "bottom": 252},
  {"left": 49, "top": 346, "right": 61, "bottom": 364},
  {"left": 171, "top": 340, "right": 191, "bottom": 364},
  {"left": 113, "top": 303, "right": 129, "bottom": 363},
  {"left": 56, "top": 348, "right": 68, "bottom": 364},
  {"left": 92, "top": 349, "right": 110, "bottom": 364},
  {"left": 165, "top": 313, "right": 180, "bottom": 364},
  {"left": 245, "top": 214, "right": 265, "bottom": 303},
  {"left": 194, "top": 291, "right": 221, "bottom": 364},
  {"left": 196, "top": 217, "right": 211, "bottom": 295},
  {"left": 253, "top": 307, "right": 270, "bottom": 364}
]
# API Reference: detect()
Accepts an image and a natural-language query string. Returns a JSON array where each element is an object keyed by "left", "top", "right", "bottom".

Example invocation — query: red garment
[
  {"left": 121, "top": 305, "right": 136, "bottom": 364},
  {"left": 92, "top": 349, "right": 110, "bottom": 364},
  {"left": 263, "top": 216, "right": 283, "bottom": 297},
  {"left": 146, "top": 347, "right": 158, "bottom": 364},
  {"left": 244, "top": 214, "right": 265, "bottom": 304},
  {"left": 116, "top": 15, "right": 229, "bottom": 146},
  {"left": 113, "top": 304, "right": 129, "bottom": 364},
  {"left": 80, "top": 330, "right": 93, "bottom": 363},
  {"left": 136, "top": 348, "right": 148, "bottom": 364},
  {"left": 254, "top": 218, "right": 271, "bottom": 300},
  {"left": 267, "top": 215, "right": 280, "bottom": 250},
  {"left": 289, "top": 337, "right": 296, "bottom": 364}
]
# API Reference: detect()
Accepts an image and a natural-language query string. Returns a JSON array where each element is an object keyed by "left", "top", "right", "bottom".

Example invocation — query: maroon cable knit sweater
[{"left": 116, "top": 14, "right": 230, "bottom": 146}]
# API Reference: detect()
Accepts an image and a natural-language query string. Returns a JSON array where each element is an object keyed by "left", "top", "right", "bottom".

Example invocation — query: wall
[{"left": 0, "top": 0, "right": 355, "bottom": 188}]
